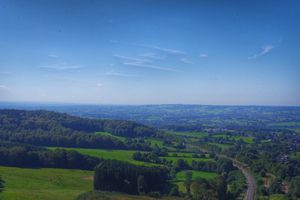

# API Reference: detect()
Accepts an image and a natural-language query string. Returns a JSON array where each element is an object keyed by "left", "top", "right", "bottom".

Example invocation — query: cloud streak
[
  {"left": 96, "top": 83, "right": 103, "bottom": 87},
  {"left": 199, "top": 54, "right": 208, "bottom": 58},
  {"left": 180, "top": 58, "right": 193, "bottom": 64},
  {"left": 137, "top": 44, "right": 186, "bottom": 55},
  {"left": 105, "top": 70, "right": 137, "bottom": 77},
  {"left": 48, "top": 54, "right": 59, "bottom": 58},
  {"left": 0, "top": 85, "right": 9, "bottom": 90},
  {"left": 123, "top": 62, "right": 180, "bottom": 72},
  {"left": 114, "top": 54, "right": 151, "bottom": 63},
  {"left": 40, "top": 63, "right": 84, "bottom": 70},
  {"left": 139, "top": 52, "right": 165, "bottom": 60},
  {"left": 248, "top": 45, "right": 274, "bottom": 59}
]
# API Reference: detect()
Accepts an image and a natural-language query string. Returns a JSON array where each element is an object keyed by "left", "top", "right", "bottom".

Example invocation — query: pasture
[
  {"left": 174, "top": 170, "right": 218, "bottom": 192},
  {"left": 0, "top": 166, "right": 93, "bottom": 200},
  {"left": 48, "top": 147, "right": 155, "bottom": 166}
]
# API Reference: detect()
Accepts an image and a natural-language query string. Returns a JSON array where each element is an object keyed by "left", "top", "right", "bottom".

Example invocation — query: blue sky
[{"left": 0, "top": 0, "right": 299, "bottom": 105}]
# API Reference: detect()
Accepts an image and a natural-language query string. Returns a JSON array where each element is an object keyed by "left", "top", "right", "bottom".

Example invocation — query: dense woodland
[
  {"left": 0, "top": 176, "right": 3, "bottom": 193},
  {"left": 94, "top": 160, "right": 168, "bottom": 195},
  {"left": 0, "top": 109, "right": 155, "bottom": 150},
  {"left": 0, "top": 145, "right": 100, "bottom": 170}
]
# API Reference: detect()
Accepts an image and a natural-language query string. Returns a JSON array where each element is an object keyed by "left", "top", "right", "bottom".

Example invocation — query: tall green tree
[
  {"left": 184, "top": 171, "right": 193, "bottom": 194},
  {"left": 137, "top": 175, "right": 146, "bottom": 195},
  {"left": 289, "top": 177, "right": 300, "bottom": 198},
  {"left": 0, "top": 176, "right": 4, "bottom": 192}
]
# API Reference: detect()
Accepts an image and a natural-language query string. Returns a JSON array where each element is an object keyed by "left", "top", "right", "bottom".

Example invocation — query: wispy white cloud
[
  {"left": 137, "top": 44, "right": 186, "bottom": 55},
  {"left": 0, "top": 85, "right": 9, "bottom": 90},
  {"left": 0, "top": 71, "right": 12, "bottom": 75},
  {"left": 40, "top": 63, "right": 84, "bottom": 70},
  {"left": 199, "top": 54, "right": 208, "bottom": 58},
  {"left": 180, "top": 58, "right": 193, "bottom": 64},
  {"left": 114, "top": 54, "right": 151, "bottom": 63},
  {"left": 96, "top": 83, "right": 103, "bottom": 87},
  {"left": 123, "top": 62, "right": 180, "bottom": 72},
  {"left": 248, "top": 45, "right": 274, "bottom": 59},
  {"left": 48, "top": 54, "right": 59, "bottom": 58},
  {"left": 139, "top": 52, "right": 165, "bottom": 60},
  {"left": 151, "top": 46, "right": 186, "bottom": 55},
  {"left": 105, "top": 70, "right": 137, "bottom": 77}
]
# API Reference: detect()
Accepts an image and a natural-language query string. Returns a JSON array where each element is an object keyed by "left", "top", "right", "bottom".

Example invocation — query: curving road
[
  {"left": 202, "top": 152, "right": 256, "bottom": 200},
  {"left": 232, "top": 160, "right": 256, "bottom": 200}
]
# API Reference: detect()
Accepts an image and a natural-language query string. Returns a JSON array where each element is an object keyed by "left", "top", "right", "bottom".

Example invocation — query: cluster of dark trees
[
  {"left": 0, "top": 146, "right": 100, "bottom": 170},
  {"left": 189, "top": 176, "right": 227, "bottom": 200},
  {"left": 132, "top": 152, "right": 164, "bottom": 164},
  {"left": 94, "top": 160, "right": 168, "bottom": 195},
  {"left": 132, "top": 146, "right": 169, "bottom": 164},
  {"left": 0, "top": 109, "right": 156, "bottom": 150},
  {"left": 226, "top": 170, "right": 246, "bottom": 199},
  {"left": 172, "top": 158, "right": 235, "bottom": 174},
  {"left": 0, "top": 176, "right": 3, "bottom": 193},
  {"left": 168, "top": 170, "right": 234, "bottom": 200}
]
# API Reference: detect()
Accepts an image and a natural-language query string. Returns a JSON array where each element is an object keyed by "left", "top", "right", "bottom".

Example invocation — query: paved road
[
  {"left": 232, "top": 160, "right": 256, "bottom": 200},
  {"left": 202, "top": 152, "right": 256, "bottom": 200}
]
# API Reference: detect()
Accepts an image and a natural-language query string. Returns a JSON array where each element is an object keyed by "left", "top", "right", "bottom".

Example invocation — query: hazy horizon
[
  {"left": 1, "top": 0, "right": 299, "bottom": 106},
  {"left": 1, "top": 100, "right": 300, "bottom": 107}
]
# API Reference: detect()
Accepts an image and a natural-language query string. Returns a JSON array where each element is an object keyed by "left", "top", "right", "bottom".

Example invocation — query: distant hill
[
  {"left": 1, "top": 103, "right": 299, "bottom": 131},
  {"left": 0, "top": 109, "right": 157, "bottom": 149}
]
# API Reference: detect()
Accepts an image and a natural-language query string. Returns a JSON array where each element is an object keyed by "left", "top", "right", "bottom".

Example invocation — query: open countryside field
[
  {"left": 145, "top": 138, "right": 164, "bottom": 147},
  {"left": 48, "top": 147, "right": 155, "bottom": 166},
  {"left": 208, "top": 142, "right": 232, "bottom": 150},
  {"left": 95, "top": 132, "right": 165, "bottom": 148},
  {"left": 170, "top": 131, "right": 208, "bottom": 138},
  {"left": 0, "top": 166, "right": 181, "bottom": 200},
  {"left": 268, "top": 194, "right": 288, "bottom": 200},
  {"left": 49, "top": 147, "right": 213, "bottom": 166},
  {"left": 0, "top": 166, "right": 93, "bottom": 200},
  {"left": 175, "top": 170, "right": 218, "bottom": 181},
  {"left": 174, "top": 170, "right": 218, "bottom": 192},
  {"left": 212, "top": 134, "right": 254, "bottom": 144},
  {"left": 161, "top": 156, "right": 213, "bottom": 164}
]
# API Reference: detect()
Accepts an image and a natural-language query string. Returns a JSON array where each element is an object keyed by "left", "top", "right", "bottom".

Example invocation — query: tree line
[
  {"left": 0, "top": 146, "right": 100, "bottom": 170},
  {"left": 94, "top": 160, "right": 168, "bottom": 195}
]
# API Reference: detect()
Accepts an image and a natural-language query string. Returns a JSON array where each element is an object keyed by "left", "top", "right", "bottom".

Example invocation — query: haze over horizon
[{"left": 0, "top": 0, "right": 299, "bottom": 106}]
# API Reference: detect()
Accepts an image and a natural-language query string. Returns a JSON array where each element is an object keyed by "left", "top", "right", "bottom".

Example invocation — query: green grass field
[
  {"left": 171, "top": 131, "right": 208, "bottom": 138},
  {"left": 175, "top": 170, "right": 218, "bottom": 181},
  {"left": 145, "top": 138, "right": 164, "bottom": 147},
  {"left": 48, "top": 147, "right": 156, "bottom": 166},
  {"left": 0, "top": 166, "right": 93, "bottom": 200},
  {"left": 213, "top": 134, "right": 254, "bottom": 144},
  {"left": 161, "top": 156, "right": 213, "bottom": 164},
  {"left": 290, "top": 152, "right": 300, "bottom": 160},
  {"left": 174, "top": 170, "right": 218, "bottom": 192},
  {"left": 269, "top": 122, "right": 300, "bottom": 127},
  {"left": 269, "top": 194, "right": 287, "bottom": 200},
  {"left": 208, "top": 142, "right": 232, "bottom": 150}
]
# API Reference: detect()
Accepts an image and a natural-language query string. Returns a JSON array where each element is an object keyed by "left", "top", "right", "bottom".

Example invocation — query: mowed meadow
[
  {"left": 0, "top": 166, "right": 93, "bottom": 200},
  {"left": 47, "top": 146, "right": 214, "bottom": 166}
]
